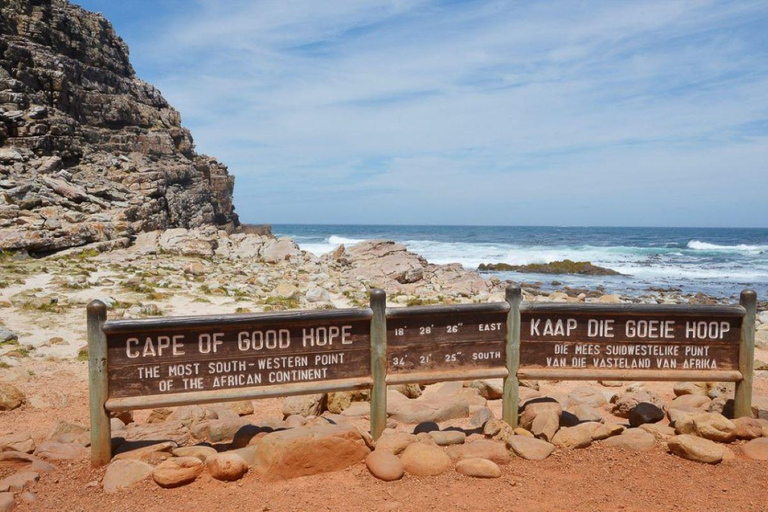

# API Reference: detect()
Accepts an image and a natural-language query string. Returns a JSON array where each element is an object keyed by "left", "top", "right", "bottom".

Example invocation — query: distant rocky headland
[{"left": 0, "top": 0, "right": 237, "bottom": 256}]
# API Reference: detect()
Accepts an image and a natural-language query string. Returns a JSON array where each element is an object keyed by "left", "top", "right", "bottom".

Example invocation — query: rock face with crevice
[{"left": 0, "top": 0, "right": 237, "bottom": 254}]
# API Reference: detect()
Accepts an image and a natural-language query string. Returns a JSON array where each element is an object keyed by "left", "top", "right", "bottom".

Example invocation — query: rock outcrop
[
  {"left": 331, "top": 240, "right": 490, "bottom": 297},
  {"left": 0, "top": 0, "right": 237, "bottom": 254}
]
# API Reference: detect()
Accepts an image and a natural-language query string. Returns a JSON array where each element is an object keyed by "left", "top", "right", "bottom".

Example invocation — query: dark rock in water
[
  {"left": 628, "top": 402, "right": 665, "bottom": 427},
  {"left": 478, "top": 260, "right": 622, "bottom": 276},
  {"left": 0, "top": 0, "right": 238, "bottom": 255}
]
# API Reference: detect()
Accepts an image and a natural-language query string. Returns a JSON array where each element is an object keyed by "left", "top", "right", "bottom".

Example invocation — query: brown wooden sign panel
[
  {"left": 106, "top": 311, "right": 371, "bottom": 399},
  {"left": 386, "top": 306, "right": 507, "bottom": 374},
  {"left": 520, "top": 309, "right": 741, "bottom": 373}
]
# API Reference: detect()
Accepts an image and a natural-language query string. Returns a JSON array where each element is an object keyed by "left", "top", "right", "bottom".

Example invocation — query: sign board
[
  {"left": 86, "top": 286, "right": 756, "bottom": 466},
  {"left": 386, "top": 303, "right": 508, "bottom": 376},
  {"left": 519, "top": 305, "right": 743, "bottom": 374},
  {"left": 104, "top": 309, "right": 371, "bottom": 399}
]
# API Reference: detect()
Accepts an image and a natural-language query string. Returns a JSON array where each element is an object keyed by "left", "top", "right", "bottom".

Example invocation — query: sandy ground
[
  {"left": 1, "top": 357, "right": 768, "bottom": 512},
  {"left": 15, "top": 448, "right": 768, "bottom": 512}
]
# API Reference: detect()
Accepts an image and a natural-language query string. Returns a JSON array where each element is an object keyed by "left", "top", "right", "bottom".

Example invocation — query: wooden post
[
  {"left": 734, "top": 289, "right": 757, "bottom": 418},
  {"left": 369, "top": 289, "right": 387, "bottom": 440},
  {"left": 502, "top": 285, "right": 522, "bottom": 427},
  {"left": 87, "top": 300, "right": 111, "bottom": 466}
]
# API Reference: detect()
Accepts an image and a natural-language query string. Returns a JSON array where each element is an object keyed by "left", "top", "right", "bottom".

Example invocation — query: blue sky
[{"left": 76, "top": 0, "right": 768, "bottom": 227}]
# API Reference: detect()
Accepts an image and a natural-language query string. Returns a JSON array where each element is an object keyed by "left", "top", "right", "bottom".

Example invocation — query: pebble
[
  {"left": 103, "top": 460, "right": 153, "bottom": 493},
  {"left": 153, "top": 456, "right": 204, "bottom": 488},
  {"left": 628, "top": 402, "right": 665, "bottom": 427},
  {"left": 602, "top": 429, "right": 655, "bottom": 451},
  {"left": 365, "top": 450, "right": 404, "bottom": 481},
  {"left": 0, "top": 492, "right": 14, "bottom": 512},
  {"left": 732, "top": 417, "right": 764, "bottom": 440},
  {"left": 742, "top": 438, "right": 768, "bottom": 461},
  {"left": 429, "top": 430, "right": 466, "bottom": 446},
  {"left": 400, "top": 443, "right": 451, "bottom": 476},
  {"left": 507, "top": 435, "right": 556, "bottom": 461},
  {"left": 455, "top": 458, "right": 501, "bottom": 478},
  {"left": 0, "top": 328, "right": 18, "bottom": 344},
  {"left": 447, "top": 440, "right": 510, "bottom": 465},
  {"left": 667, "top": 435, "right": 724, "bottom": 464},
  {"left": 552, "top": 425, "right": 593, "bottom": 450},
  {"left": 207, "top": 453, "right": 248, "bottom": 481}
]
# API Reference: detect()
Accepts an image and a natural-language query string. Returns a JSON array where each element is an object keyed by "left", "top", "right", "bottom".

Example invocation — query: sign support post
[
  {"left": 502, "top": 285, "right": 522, "bottom": 428},
  {"left": 369, "top": 289, "right": 387, "bottom": 440},
  {"left": 734, "top": 289, "right": 757, "bottom": 418},
  {"left": 87, "top": 299, "right": 111, "bottom": 466}
]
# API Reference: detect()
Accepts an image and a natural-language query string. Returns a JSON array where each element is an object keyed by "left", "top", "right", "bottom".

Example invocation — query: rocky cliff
[{"left": 0, "top": 0, "right": 238, "bottom": 255}]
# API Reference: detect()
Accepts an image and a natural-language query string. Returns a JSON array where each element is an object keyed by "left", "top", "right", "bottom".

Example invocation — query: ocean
[{"left": 271, "top": 225, "right": 768, "bottom": 300}]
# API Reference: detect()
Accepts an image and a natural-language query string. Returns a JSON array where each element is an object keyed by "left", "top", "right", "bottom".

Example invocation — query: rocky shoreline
[{"left": 1, "top": 227, "right": 767, "bottom": 360}]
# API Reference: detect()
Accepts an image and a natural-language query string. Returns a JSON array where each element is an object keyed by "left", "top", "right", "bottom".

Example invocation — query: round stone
[
  {"left": 742, "top": 438, "right": 768, "bottom": 460},
  {"left": 667, "top": 434, "right": 724, "bottom": 464},
  {"left": 153, "top": 456, "right": 204, "bottom": 488},
  {"left": 400, "top": 442, "right": 451, "bottom": 476},
  {"left": 366, "top": 450, "right": 404, "bottom": 481},
  {"left": 206, "top": 452, "right": 248, "bottom": 481},
  {"left": 429, "top": 430, "right": 466, "bottom": 446},
  {"left": 507, "top": 435, "right": 556, "bottom": 461},
  {"left": 102, "top": 459, "right": 153, "bottom": 493},
  {"left": 628, "top": 402, "right": 665, "bottom": 427}
]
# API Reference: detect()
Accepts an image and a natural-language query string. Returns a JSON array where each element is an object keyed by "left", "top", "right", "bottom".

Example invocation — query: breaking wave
[{"left": 687, "top": 240, "right": 768, "bottom": 253}]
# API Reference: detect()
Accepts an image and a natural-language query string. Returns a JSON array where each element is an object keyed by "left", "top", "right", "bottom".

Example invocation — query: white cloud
[{"left": 119, "top": 0, "right": 768, "bottom": 226}]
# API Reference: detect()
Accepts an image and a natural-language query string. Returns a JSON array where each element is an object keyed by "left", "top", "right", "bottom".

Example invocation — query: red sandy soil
[
  {"left": 2, "top": 359, "right": 768, "bottom": 512},
  {"left": 14, "top": 447, "right": 768, "bottom": 512}
]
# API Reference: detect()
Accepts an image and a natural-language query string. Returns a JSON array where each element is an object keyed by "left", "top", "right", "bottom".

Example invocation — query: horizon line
[{"left": 243, "top": 222, "right": 768, "bottom": 230}]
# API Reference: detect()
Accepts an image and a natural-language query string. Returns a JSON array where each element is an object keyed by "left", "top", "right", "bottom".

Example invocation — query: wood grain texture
[
  {"left": 518, "top": 369, "right": 742, "bottom": 382},
  {"left": 519, "top": 307, "right": 744, "bottom": 377},
  {"left": 385, "top": 367, "right": 508, "bottom": 386},
  {"left": 734, "top": 290, "right": 757, "bottom": 417},
  {"left": 386, "top": 307, "right": 506, "bottom": 374},
  {"left": 369, "top": 289, "right": 387, "bottom": 441},
  {"left": 87, "top": 300, "right": 111, "bottom": 467},
  {"left": 105, "top": 377, "right": 374, "bottom": 412},
  {"left": 503, "top": 286, "right": 522, "bottom": 428},
  {"left": 107, "top": 316, "right": 371, "bottom": 399},
  {"left": 103, "top": 307, "right": 373, "bottom": 333},
  {"left": 520, "top": 302, "right": 746, "bottom": 317}
]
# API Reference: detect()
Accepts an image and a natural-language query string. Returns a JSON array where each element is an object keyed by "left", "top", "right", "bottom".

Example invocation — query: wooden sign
[
  {"left": 104, "top": 309, "right": 371, "bottom": 399},
  {"left": 86, "top": 286, "right": 756, "bottom": 467},
  {"left": 519, "top": 304, "right": 744, "bottom": 377},
  {"left": 386, "top": 303, "right": 508, "bottom": 376}
]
